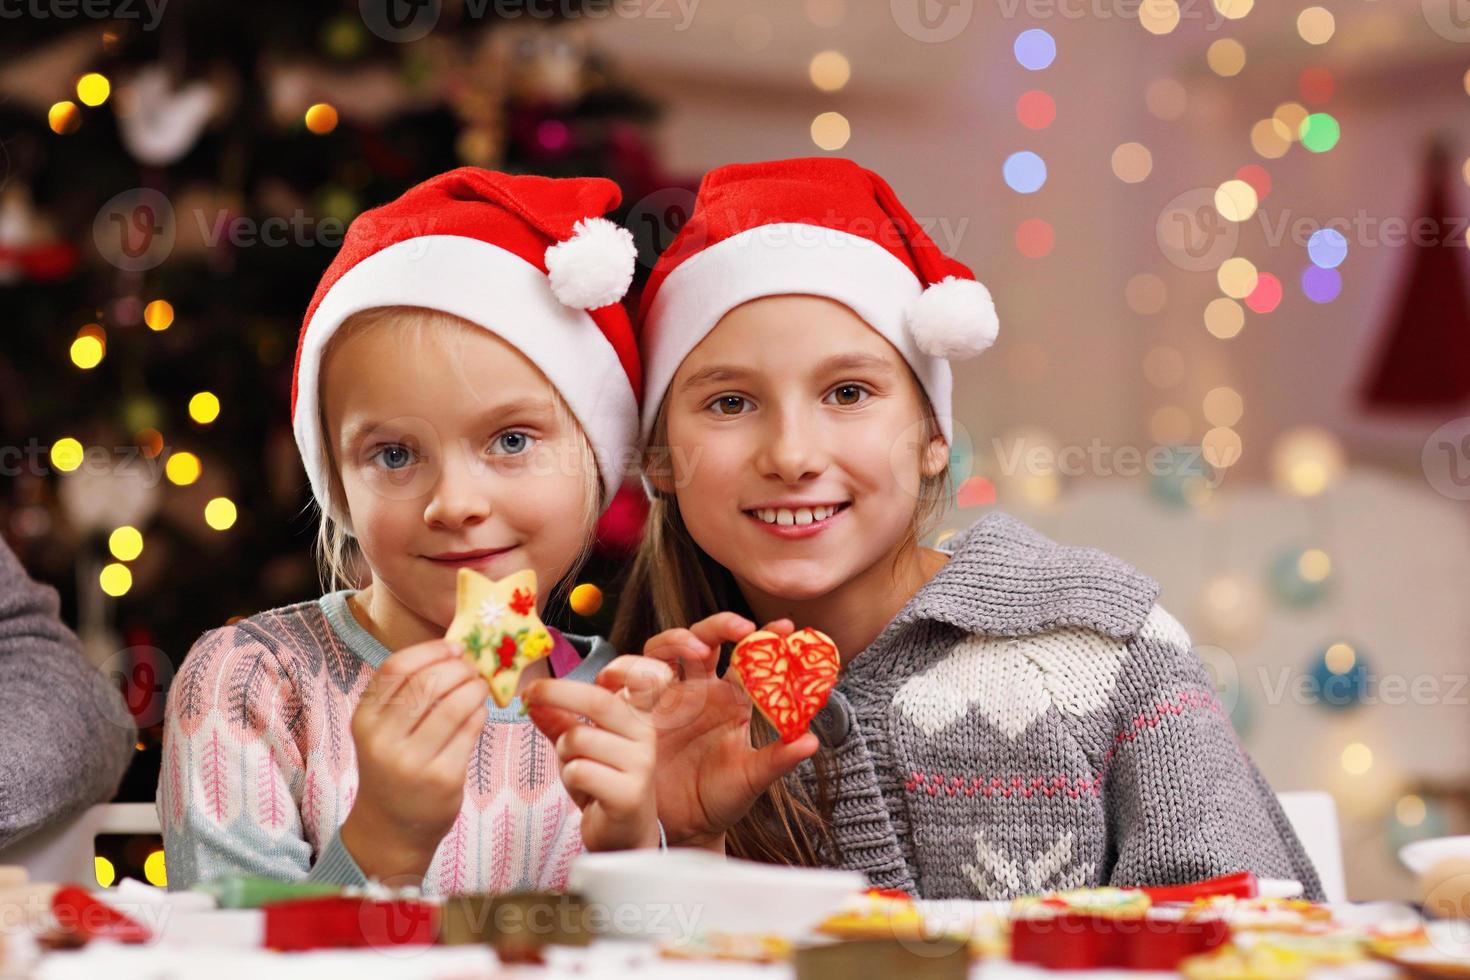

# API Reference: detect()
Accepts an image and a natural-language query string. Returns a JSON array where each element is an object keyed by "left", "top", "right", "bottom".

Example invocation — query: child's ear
[
  {"left": 920, "top": 433, "right": 950, "bottom": 480},
  {"left": 642, "top": 446, "right": 677, "bottom": 496}
]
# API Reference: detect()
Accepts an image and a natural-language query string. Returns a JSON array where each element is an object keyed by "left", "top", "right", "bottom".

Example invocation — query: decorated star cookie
[
  {"left": 729, "top": 628, "right": 841, "bottom": 744},
  {"left": 445, "top": 568, "right": 554, "bottom": 708}
]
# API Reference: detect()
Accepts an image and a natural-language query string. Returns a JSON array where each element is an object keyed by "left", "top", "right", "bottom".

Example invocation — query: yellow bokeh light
[
  {"left": 144, "top": 299, "right": 175, "bottom": 332},
  {"left": 1324, "top": 642, "right": 1356, "bottom": 675},
  {"left": 189, "top": 391, "right": 221, "bottom": 425},
  {"left": 1139, "top": 0, "right": 1181, "bottom": 35},
  {"left": 1341, "top": 742, "right": 1372, "bottom": 776},
  {"left": 1112, "top": 143, "right": 1153, "bottom": 184},
  {"left": 1128, "top": 275, "right": 1168, "bottom": 316},
  {"left": 569, "top": 583, "right": 604, "bottom": 617},
  {"left": 76, "top": 72, "right": 111, "bottom": 107},
  {"left": 1298, "top": 548, "right": 1332, "bottom": 583},
  {"left": 1203, "top": 386, "right": 1244, "bottom": 427},
  {"left": 1273, "top": 102, "right": 1309, "bottom": 140},
  {"left": 809, "top": 50, "right": 851, "bottom": 92},
  {"left": 1217, "top": 257, "right": 1259, "bottom": 298},
  {"left": 205, "top": 497, "right": 238, "bottom": 531},
  {"left": 304, "top": 102, "right": 339, "bottom": 135},
  {"left": 70, "top": 335, "right": 105, "bottom": 370},
  {"left": 51, "top": 437, "right": 84, "bottom": 473},
  {"left": 1213, "top": 0, "right": 1253, "bottom": 19},
  {"left": 109, "top": 526, "right": 144, "bottom": 562},
  {"left": 1143, "top": 345, "right": 1184, "bottom": 388},
  {"left": 810, "top": 111, "right": 851, "bottom": 151},
  {"left": 165, "top": 451, "right": 202, "bottom": 486},
  {"left": 48, "top": 101, "right": 81, "bottom": 135},
  {"left": 1271, "top": 426, "right": 1345, "bottom": 498},
  {"left": 95, "top": 856, "right": 116, "bottom": 888},
  {"left": 99, "top": 563, "right": 133, "bottom": 598},
  {"left": 1251, "top": 118, "right": 1292, "bottom": 159},
  {"left": 144, "top": 849, "right": 168, "bottom": 888},
  {"left": 1397, "top": 795, "right": 1427, "bottom": 828},
  {"left": 1204, "top": 297, "right": 1245, "bottom": 339},
  {"left": 1202, "top": 426, "right": 1242, "bottom": 470},
  {"left": 1298, "top": 6, "right": 1335, "bottom": 45},
  {"left": 1207, "top": 39, "right": 1246, "bottom": 77},
  {"left": 1215, "top": 180, "right": 1259, "bottom": 223}
]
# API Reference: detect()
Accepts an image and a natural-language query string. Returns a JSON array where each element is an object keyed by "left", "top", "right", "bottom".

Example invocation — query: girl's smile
[{"left": 743, "top": 500, "right": 853, "bottom": 539}]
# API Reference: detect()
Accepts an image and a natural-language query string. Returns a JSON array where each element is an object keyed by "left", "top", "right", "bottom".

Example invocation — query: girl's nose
[
  {"left": 423, "top": 456, "right": 491, "bottom": 529},
  {"left": 757, "top": 408, "right": 828, "bottom": 484}
]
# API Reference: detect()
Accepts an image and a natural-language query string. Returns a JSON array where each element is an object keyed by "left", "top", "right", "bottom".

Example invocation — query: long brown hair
[{"left": 611, "top": 392, "right": 952, "bottom": 866}]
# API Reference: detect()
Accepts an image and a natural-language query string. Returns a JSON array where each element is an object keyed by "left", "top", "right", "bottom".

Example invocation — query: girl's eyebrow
[{"left": 679, "top": 352, "right": 895, "bottom": 391}]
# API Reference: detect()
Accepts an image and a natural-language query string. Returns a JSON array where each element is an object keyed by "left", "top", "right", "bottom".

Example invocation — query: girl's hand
[
  {"left": 524, "top": 656, "right": 673, "bottom": 852},
  {"left": 342, "top": 639, "right": 489, "bottom": 883},
  {"left": 642, "top": 613, "right": 819, "bottom": 851}
]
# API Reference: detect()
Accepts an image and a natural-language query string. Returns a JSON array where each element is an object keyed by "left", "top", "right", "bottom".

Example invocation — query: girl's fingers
[
  {"left": 433, "top": 700, "right": 487, "bottom": 771},
  {"left": 688, "top": 612, "right": 758, "bottom": 650},
  {"left": 644, "top": 629, "right": 717, "bottom": 681},
  {"left": 555, "top": 725, "right": 638, "bottom": 772},
  {"left": 561, "top": 759, "right": 639, "bottom": 815},
  {"left": 747, "top": 732, "right": 819, "bottom": 792},
  {"left": 526, "top": 703, "right": 583, "bottom": 744},
  {"left": 596, "top": 656, "right": 673, "bottom": 712},
  {"left": 408, "top": 674, "right": 489, "bottom": 757},
  {"left": 359, "top": 640, "right": 462, "bottom": 718},
  {"left": 758, "top": 618, "right": 795, "bottom": 637},
  {"left": 522, "top": 679, "right": 640, "bottom": 740}
]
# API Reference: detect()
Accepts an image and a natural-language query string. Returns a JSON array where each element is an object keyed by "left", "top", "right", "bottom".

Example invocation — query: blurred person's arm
[{"left": 0, "top": 536, "right": 135, "bottom": 848}]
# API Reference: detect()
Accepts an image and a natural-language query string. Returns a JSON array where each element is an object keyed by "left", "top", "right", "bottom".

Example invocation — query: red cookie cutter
[{"left": 262, "top": 895, "right": 438, "bottom": 951}]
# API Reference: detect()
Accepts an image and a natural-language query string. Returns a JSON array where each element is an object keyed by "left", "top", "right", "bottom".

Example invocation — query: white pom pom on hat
[
  {"left": 906, "top": 275, "right": 1000, "bottom": 359},
  {"left": 545, "top": 216, "right": 638, "bottom": 310}
]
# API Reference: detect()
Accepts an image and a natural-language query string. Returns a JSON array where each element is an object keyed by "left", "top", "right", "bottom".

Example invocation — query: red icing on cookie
[{"left": 730, "top": 628, "right": 841, "bottom": 744}]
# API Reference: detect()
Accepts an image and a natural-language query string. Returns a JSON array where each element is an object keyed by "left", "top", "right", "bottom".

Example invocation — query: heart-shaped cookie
[
  {"left": 445, "top": 567, "right": 554, "bottom": 708},
  {"left": 730, "top": 628, "right": 841, "bottom": 744}
]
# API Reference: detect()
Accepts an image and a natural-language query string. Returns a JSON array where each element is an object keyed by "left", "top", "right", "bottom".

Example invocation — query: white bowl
[
  {"left": 568, "top": 849, "right": 865, "bottom": 940},
  {"left": 1401, "top": 837, "right": 1470, "bottom": 876}
]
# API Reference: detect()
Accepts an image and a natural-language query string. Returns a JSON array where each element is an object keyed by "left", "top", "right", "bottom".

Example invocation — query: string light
[
  {"left": 205, "top": 497, "right": 238, "bottom": 531},
  {"left": 109, "top": 526, "right": 144, "bottom": 562},
  {"left": 76, "top": 72, "right": 111, "bottom": 107},
  {"left": 51, "top": 438, "right": 85, "bottom": 473},
  {"left": 99, "top": 563, "right": 133, "bottom": 597},
  {"left": 144, "top": 300, "right": 174, "bottom": 331},
  {"left": 810, "top": 111, "right": 850, "bottom": 151},
  {"left": 189, "top": 392, "right": 221, "bottom": 425},
  {"left": 808, "top": 51, "right": 850, "bottom": 92},
  {"left": 165, "top": 452, "right": 202, "bottom": 486}
]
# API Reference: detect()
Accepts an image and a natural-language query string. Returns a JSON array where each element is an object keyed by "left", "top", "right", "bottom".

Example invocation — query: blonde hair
[
  {"left": 611, "top": 386, "right": 951, "bottom": 865},
  {"left": 312, "top": 306, "right": 602, "bottom": 609}
]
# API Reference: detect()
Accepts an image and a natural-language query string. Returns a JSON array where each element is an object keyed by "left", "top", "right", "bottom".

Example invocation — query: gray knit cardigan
[{"left": 799, "top": 512, "right": 1323, "bottom": 901}]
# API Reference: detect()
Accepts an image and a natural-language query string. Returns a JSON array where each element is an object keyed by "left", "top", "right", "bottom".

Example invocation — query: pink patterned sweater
[{"left": 157, "top": 590, "right": 616, "bottom": 893}]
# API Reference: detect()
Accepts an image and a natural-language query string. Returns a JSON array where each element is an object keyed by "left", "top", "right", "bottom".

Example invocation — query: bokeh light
[
  {"left": 70, "top": 334, "right": 105, "bottom": 370},
  {"left": 1146, "top": 78, "right": 1188, "bottom": 121},
  {"left": 1203, "top": 386, "right": 1244, "bottom": 427},
  {"left": 1246, "top": 272, "right": 1283, "bottom": 314},
  {"left": 1235, "top": 164, "right": 1271, "bottom": 201},
  {"left": 1299, "top": 66, "right": 1335, "bottom": 103},
  {"left": 1112, "top": 143, "right": 1153, "bottom": 184},
  {"left": 1139, "top": 0, "right": 1181, "bottom": 35},
  {"left": 1207, "top": 39, "right": 1246, "bottom": 77},
  {"left": 1126, "top": 273, "right": 1167, "bottom": 315},
  {"left": 809, "top": 50, "right": 850, "bottom": 92},
  {"left": 1017, "top": 90, "right": 1056, "bottom": 130},
  {"left": 1213, "top": 0, "right": 1253, "bottom": 19},
  {"left": 1014, "top": 29, "right": 1056, "bottom": 71},
  {"left": 48, "top": 101, "right": 81, "bottom": 135},
  {"left": 1004, "top": 151, "right": 1048, "bottom": 193},
  {"left": 1202, "top": 426, "right": 1243, "bottom": 470},
  {"left": 1217, "top": 257, "right": 1259, "bottom": 298},
  {"left": 109, "top": 526, "right": 144, "bottom": 562},
  {"left": 304, "top": 102, "right": 339, "bottom": 135},
  {"left": 100, "top": 563, "right": 133, "bottom": 597},
  {"left": 76, "top": 72, "right": 111, "bottom": 107},
  {"left": 1300, "top": 113, "right": 1340, "bottom": 153},
  {"left": 1308, "top": 228, "right": 1348, "bottom": 268},
  {"left": 1215, "top": 179, "right": 1258, "bottom": 222},
  {"left": 189, "top": 391, "right": 221, "bottom": 425},
  {"left": 144, "top": 299, "right": 175, "bottom": 331},
  {"left": 144, "top": 850, "right": 167, "bottom": 888},
  {"left": 1015, "top": 218, "right": 1055, "bottom": 258},
  {"left": 1302, "top": 265, "right": 1343, "bottom": 303},
  {"left": 205, "top": 497, "right": 238, "bottom": 531},
  {"left": 51, "top": 437, "right": 85, "bottom": 473},
  {"left": 1297, "top": 6, "right": 1335, "bottom": 45},
  {"left": 165, "top": 451, "right": 202, "bottom": 486},
  {"left": 810, "top": 111, "right": 850, "bottom": 151},
  {"left": 1205, "top": 297, "right": 1245, "bottom": 339},
  {"left": 95, "top": 856, "right": 116, "bottom": 888},
  {"left": 1341, "top": 742, "right": 1373, "bottom": 776},
  {"left": 1272, "top": 426, "right": 1345, "bottom": 497},
  {"left": 1251, "top": 118, "right": 1292, "bottom": 159}
]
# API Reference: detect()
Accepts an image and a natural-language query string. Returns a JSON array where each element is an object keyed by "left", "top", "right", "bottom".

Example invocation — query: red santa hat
[
  {"left": 292, "top": 167, "right": 641, "bottom": 522},
  {"left": 637, "top": 157, "right": 998, "bottom": 443}
]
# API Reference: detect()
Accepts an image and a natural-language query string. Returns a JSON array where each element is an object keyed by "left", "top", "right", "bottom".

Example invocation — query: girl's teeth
[
  {"left": 777, "top": 509, "right": 795, "bottom": 526},
  {"left": 795, "top": 508, "right": 813, "bottom": 525},
  {"left": 753, "top": 505, "right": 843, "bottom": 526}
]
